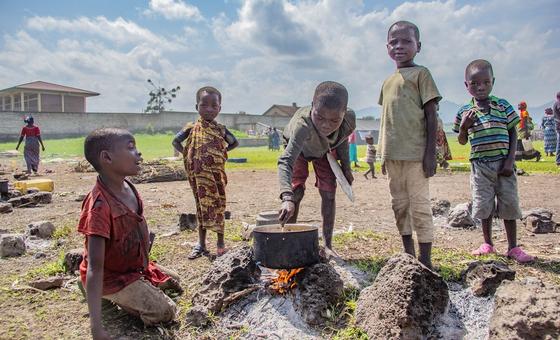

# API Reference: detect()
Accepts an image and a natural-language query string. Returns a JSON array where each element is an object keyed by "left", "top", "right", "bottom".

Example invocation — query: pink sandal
[
  {"left": 506, "top": 247, "right": 535, "bottom": 263},
  {"left": 472, "top": 243, "right": 496, "bottom": 256}
]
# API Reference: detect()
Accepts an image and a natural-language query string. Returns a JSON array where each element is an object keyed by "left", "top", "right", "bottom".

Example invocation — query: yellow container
[{"left": 14, "top": 179, "right": 55, "bottom": 193}]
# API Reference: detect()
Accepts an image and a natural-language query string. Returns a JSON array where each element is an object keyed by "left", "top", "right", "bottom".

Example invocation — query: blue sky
[{"left": 0, "top": 0, "right": 559, "bottom": 114}]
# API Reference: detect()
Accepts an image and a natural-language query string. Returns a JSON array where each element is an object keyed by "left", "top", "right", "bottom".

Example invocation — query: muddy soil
[{"left": 0, "top": 161, "right": 559, "bottom": 339}]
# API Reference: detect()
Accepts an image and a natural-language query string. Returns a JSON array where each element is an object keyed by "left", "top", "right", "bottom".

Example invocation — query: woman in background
[{"left": 15, "top": 116, "right": 45, "bottom": 174}]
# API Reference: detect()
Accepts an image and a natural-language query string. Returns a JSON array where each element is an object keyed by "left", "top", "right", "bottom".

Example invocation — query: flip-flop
[
  {"left": 471, "top": 243, "right": 496, "bottom": 256},
  {"left": 188, "top": 245, "right": 209, "bottom": 260}
]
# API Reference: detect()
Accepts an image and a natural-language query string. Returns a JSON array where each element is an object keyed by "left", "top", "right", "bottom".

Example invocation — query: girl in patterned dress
[
  {"left": 172, "top": 87, "right": 238, "bottom": 259},
  {"left": 541, "top": 108, "right": 557, "bottom": 156}
]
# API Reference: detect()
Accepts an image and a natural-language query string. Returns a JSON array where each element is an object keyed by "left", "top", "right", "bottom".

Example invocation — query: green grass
[
  {"left": 1, "top": 133, "right": 558, "bottom": 173},
  {"left": 26, "top": 251, "right": 66, "bottom": 279},
  {"left": 431, "top": 247, "right": 502, "bottom": 281}
]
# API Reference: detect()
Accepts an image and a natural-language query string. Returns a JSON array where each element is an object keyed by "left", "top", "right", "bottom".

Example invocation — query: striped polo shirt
[{"left": 453, "top": 95, "right": 519, "bottom": 161}]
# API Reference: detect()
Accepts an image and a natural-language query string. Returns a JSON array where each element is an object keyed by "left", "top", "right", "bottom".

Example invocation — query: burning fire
[{"left": 270, "top": 268, "right": 303, "bottom": 294}]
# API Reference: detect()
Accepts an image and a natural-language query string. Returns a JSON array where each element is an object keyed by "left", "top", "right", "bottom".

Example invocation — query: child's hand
[
  {"left": 381, "top": 161, "right": 386, "bottom": 175},
  {"left": 278, "top": 201, "right": 295, "bottom": 224},
  {"left": 460, "top": 110, "right": 476, "bottom": 131},
  {"left": 423, "top": 152, "right": 437, "bottom": 178},
  {"left": 498, "top": 160, "right": 514, "bottom": 177}
]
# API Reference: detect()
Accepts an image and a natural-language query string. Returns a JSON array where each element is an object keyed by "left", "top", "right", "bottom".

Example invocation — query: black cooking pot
[{"left": 252, "top": 224, "right": 320, "bottom": 269}]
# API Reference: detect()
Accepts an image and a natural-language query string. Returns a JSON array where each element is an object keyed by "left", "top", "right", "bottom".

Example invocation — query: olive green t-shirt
[{"left": 378, "top": 66, "right": 441, "bottom": 161}]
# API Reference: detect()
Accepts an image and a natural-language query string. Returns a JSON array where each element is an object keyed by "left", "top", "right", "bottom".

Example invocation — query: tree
[{"left": 145, "top": 79, "right": 181, "bottom": 113}]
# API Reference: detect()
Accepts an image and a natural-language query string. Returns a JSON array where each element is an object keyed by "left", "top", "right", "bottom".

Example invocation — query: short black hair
[
  {"left": 84, "top": 128, "right": 133, "bottom": 171},
  {"left": 388, "top": 21, "right": 420, "bottom": 41},
  {"left": 196, "top": 86, "right": 222, "bottom": 103},
  {"left": 312, "top": 81, "right": 348, "bottom": 111},
  {"left": 465, "top": 59, "right": 494, "bottom": 79}
]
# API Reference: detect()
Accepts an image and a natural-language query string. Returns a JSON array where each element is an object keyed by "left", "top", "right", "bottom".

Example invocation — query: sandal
[
  {"left": 188, "top": 245, "right": 209, "bottom": 260},
  {"left": 506, "top": 247, "right": 534, "bottom": 264},
  {"left": 471, "top": 243, "right": 496, "bottom": 256}
]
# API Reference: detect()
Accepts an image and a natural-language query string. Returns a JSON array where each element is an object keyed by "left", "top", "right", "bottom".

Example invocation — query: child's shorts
[
  {"left": 292, "top": 153, "right": 337, "bottom": 193},
  {"left": 470, "top": 159, "right": 522, "bottom": 220}
]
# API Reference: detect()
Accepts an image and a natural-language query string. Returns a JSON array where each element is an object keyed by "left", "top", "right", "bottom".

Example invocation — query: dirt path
[{"left": 0, "top": 161, "right": 559, "bottom": 339}]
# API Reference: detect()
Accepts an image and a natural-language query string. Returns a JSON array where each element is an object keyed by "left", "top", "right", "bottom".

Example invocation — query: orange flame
[{"left": 270, "top": 268, "right": 303, "bottom": 294}]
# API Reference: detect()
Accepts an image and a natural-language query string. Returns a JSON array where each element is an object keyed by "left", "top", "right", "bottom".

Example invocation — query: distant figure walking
[
  {"left": 270, "top": 127, "right": 280, "bottom": 151},
  {"left": 435, "top": 106, "right": 452, "bottom": 169},
  {"left": 516, "top": 101, "right": 541, "bottom": 161},
  {"left": 363, "top": 135, "right": 377, "bottom": 179},
  {"left": 541, "top": 108, "right": 557, "bottom": 156},
  {"left": 15, "top": 116, "right": 45, "bottom": 174},
  {"left": 348, "top": 131, "right": 360, "bottom": 167},
  {"left": 553, "top": 92, "right": 560, "bottom": 166}
]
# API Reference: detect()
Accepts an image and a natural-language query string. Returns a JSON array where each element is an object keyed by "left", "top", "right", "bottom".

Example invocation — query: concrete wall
[
  {"left": 0, "top": 111, "right": 292, "bottom": 141},
  {"left": 0, "top": 110, "right": 379, "bottom": 142}
]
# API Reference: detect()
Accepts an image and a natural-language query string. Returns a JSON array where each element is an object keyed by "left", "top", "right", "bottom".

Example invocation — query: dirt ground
[{"left": 1, "top": 161, "right": 559, "bottom": 339}]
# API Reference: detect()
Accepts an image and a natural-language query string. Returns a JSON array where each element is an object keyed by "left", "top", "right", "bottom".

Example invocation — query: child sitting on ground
[
  {"left": 363, "top": 135, "right": 377, "bottom": 179},
  {"left": 278, "top": 81, "right": 355, "bottom": 258},
  {"left": 79, "top": 128, "right": 183, "bottom": 340},
  {"left": 453, "top": 59, "right": 534, "bottom": 263},
  {"left": 172, "top": 86, "right": 239, "bottom": 259},
  {"left": 378, "top": 21, "right": 441, "bottom": 268}
]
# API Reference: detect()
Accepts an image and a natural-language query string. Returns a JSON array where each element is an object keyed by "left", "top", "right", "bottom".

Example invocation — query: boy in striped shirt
[{"left": 453, "top": 59, "right": 533, "bottom": 263}]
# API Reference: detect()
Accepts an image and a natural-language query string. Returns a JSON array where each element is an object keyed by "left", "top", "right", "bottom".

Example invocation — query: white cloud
[{"left": 144, "top": 0, "right": 203, "bottom": 21}]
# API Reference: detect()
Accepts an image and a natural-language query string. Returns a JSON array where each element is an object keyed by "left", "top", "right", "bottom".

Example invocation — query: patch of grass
[
  {"left": 26, "top": 251, "right": 66, "bottom": 279},
  {"left": 333, "top": 230, "right": 385, "bottom": 247},
  {"left": 431, "top": 247, "right": 501, "bottom": 281},
  {"left": 332, "top": 326, "right": 369, "bottom": 340},
  {"left": 224, "top": 221, "right": 244, "bottom": 242},
  {"left": 149, "top": 242, "right": 169, "bottom": 262},
  {"left": 52, "top": 223, "right": 74, "bottom": 240},
  {"left": 350, "top": 256, "right": 388, "bottom": 280}
]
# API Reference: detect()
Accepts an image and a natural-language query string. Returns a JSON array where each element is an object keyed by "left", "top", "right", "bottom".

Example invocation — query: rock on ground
[
  {"left": 355, "top": 253, "right": 449, "bottom": 339},
  {"left": 448, "top": 202, "right": 475, "bottom": 228},
  {"left": 490, "top": 277, "right": 560, "bottom": 339},
  {"left": 178, "top": 213, "right": 197, "bottom": 231},
  {"left": 293, "top": 263, "right": 344, "bottom": 326},
  {"left": 191, "top": 246, "right": 261, "bottom": 314},
  {"left": 462, "top": 261, "right": 515, "bottom": 297},
  {"left": 8, "top": 191, "right": 52, "bottom": 207},
  {"left": 432, "top": 199, "right": 451, "bottom": 217},
  {"left": 64, "top": 248, "right": 83, "bottom": 273},
  {"left": 27, "top": 221, "right": 56, "bottom": 239},
  {"left": 28, "top": 276, "right": 65, "bottom": 290},
  {"left": 0, "top": 234, "right": 26, "bottom": 257},
  {"left": 0, "top": 202, "right": 13, "bottom": 214},
  {"left": 185, "top": 305, "right": 212, "bottom": 328},
  {"left": 522, "top": 208, "right": 556, "bottom": 234}
]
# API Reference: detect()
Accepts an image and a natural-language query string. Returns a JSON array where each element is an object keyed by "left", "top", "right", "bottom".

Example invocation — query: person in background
[
  {"left": 15, "top": 115, "right": 45, "bottom": 174},
  {"left": 553, "top": 92, "right": 560, "bottom": 166},
  {"left": 363, "top": 135, "right": 377, "bottom": 179},
  {"left": 270, "top": 127, "right": 281, "bottom": 151},
  {"left": 435, "top": 104, "right": 452, "bottom": 169},
  {"left": 541, "top": 108, "right": 557, "bottom": 157},
  {"left": 348, "top": 130, "right": 360, "bottom": 167},
  {"left": 516, "top": 101, "right": 541, "bottom": 161}
]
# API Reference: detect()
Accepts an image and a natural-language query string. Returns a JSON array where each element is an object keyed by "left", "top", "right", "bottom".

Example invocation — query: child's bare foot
[
  {"left": 363, "top": 173, "right": 368, "bottom": 180},
  {"left": 216, "top": 247, "right": 227, "bottom": 257},
  {"left": 372, "top": 175, "right": 377, "bottom": 179},
  {"left": 323, "top": 246, "right": 341, "bottom": 260}
]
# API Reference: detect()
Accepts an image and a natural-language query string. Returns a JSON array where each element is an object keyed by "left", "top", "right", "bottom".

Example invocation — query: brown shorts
[{"left": 292, "top": 152, "right": 337, "bottom": 192}]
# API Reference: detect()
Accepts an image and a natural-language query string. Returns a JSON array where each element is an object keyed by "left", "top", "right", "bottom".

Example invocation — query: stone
[
  {"left": 448, "top": 202, "right": 475, "bottom": 228},
  {"left": 192, "top": 246, "right": 261, "bottom": 314},
  {"left": 355, "top": 253, "right": 449, "bottom": 339},
  {"left": 74, "top": 194, "right": 86, "bottom": 202},
  {"left": 329, "top": 258, "right": 370, "bottom": 291},
  {"left": 185, "top": 305, "right": 212, "bottom": 328},
  {"left": 293, "top": 263, "right": 344, "bottom": 326},
  {"left": 178, "top": 213, "right": 197, "bottom": 231},
  {"left": 462, "top": 261, "right": 515, "bottom": 296},
  {"left": 28, "top": 276, "right": 64, "bottom": 290},
  {"left": 522, "top": 208, "right": 556, "bottom": 234},
  {"left": 256, "top": 210, "right": 279, "bottom": 226},
  {"left": 27, "top": 221, "right": 56, "bottom": 239},
  {"left": 0, "top": 234, "right": 26, "bottom": 257},
  {"left": 432, "top": 199, "right": 451, "bottom": 216},
  {"left": 8, "top": 191, "right": 52, "bottom": 208},
  {"left": 224, "top": 210, "right": 231, "bottom": 220},
  {"left": 0, "top": 202, "right": 13, "bottom": 214},
  {"left": 26, "top": 187, "right": 40, "bottom": 194},
  {"left": 64, "top": 248, "right": 84, "bottom": 273},
  {"left": 489, "top": 277, "right": 560, "bottom": 339},
  {"left": 33, "top": 252, "right": 47, "bottom": 259},
  {"left": 241, "top": 223, "right": 257, "bottom": 241}
]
